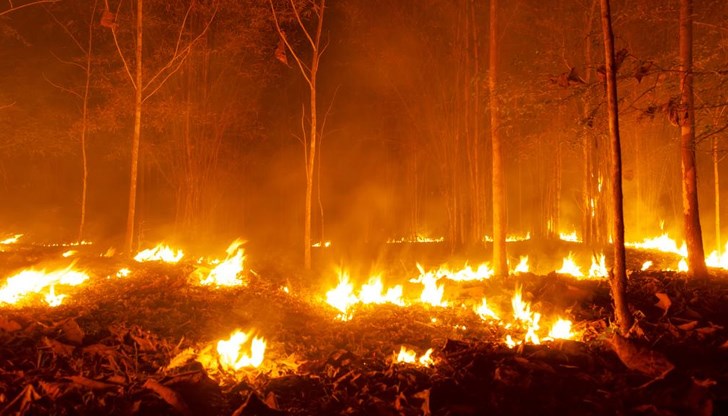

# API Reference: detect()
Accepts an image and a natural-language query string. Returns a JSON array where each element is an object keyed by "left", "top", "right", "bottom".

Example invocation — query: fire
[
  {"left": 199, "top": 240, "right": 246, "bottom": 287},
  {"left": 706, "top": 242, "right": 728, "bottom": 269},
  {"left": 62, "top": 250, "right": 77, "bottom": 258},
  {"left": 312, "top": 241, "right": 332, "bottom": 248},
  {"left": 547, "top": 319, "right": 574, "bottom": 340},
  {"left": 215, "top": 330, "right": 266, "bottom": 371},
  {"left": 511, "top": 286, "right": 541, "bottom": 344},
  {"left": 626, "top": 233, "right": 687, "bottom": 257},
  {"left": 415, "top": 269, "right": 447, "bottom": 307},
  {"left": 0, "top": 265, "right": 89, "bottom": 307},
  {"left": 641, "top": 261, "right": 653, "bottom": 271},
  {"left": 474, "top": 297, "right": 499, "bottom": 320},
  {"left": 359, "top": 277, "right": 404, "bottom": 306},
  {"left": 677, "top": 258, "right": 688, "bottom": 272},
  {"left": 559, "top": 230, "right": 581, "bottom": 242},
  {"left": 484, "top": 232, "right": 531, "bottom": 242},
  {"left": 325, "top": 272, "right": 358, "bottom": 320},
  {"left": 134, "top": 244, "right": 184, "bottom": 263},
  {"left": 396, "top": 346, "right": 434, "bottom": 367},
  {"left": 588, "top": 253, "right": 608, "bottom": 278},
  {"left": 513, "top": 256, "right": 529, "bottom": 274},
  {"left": 387, "top": 234, "right": 444, "bottom": 244},
  {"left": 1, "top": 234, "right": 23, "bottom": 244},
  {"left": 556, "top": 253, "right": 584, "bottom": 277},
  {"left": 417, "top": 263, "right": 494, "bottom": 283},
  {"left": 115, "top": 268, "right": 131, "bottom": 278}
]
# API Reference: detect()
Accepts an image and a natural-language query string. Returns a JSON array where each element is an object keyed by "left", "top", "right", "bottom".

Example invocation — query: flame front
[
  {"left": 134, "top": 244, "right": 184, "bottom": 263},
  {"left": 513, "top": 256, "right": 529, "bottom": 274},
  {"left": 626, "top": 233, "right": 687, "bottom": 257},
  {"left": 396, "top": 346, "right": 434, "bottom": 367},
  {"left": 0, "top": 265, "right": 89, "bottom": 307},
  {"left": 588, "top": 253, "right": 608, "bottom": 278}
]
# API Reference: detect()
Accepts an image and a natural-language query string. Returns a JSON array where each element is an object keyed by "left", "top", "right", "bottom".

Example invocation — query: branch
[
  {"left": 143, "top": 4, "right": 217, "bottom": 97},
  {"left": 43, "top": 5, "right": 87, "bottom": 54},
  {"left": 290, "top": 0, "right": 315, "bottom": 49},
  {"left": 43, "top": 72, "right": 83, "bottom": 100},
  {"left": 0, "top": 101, "right": 15, "bottom": 111},
  {"left": 108, "top": 0, "right": 136, "bottom": 89},
  {"left": 268, "top": 0, "right": 312, "bottom": 87},
  {"left": 49, "top": 50, "right": 86, "bottom": 71},
  {"left": 0, "top": 0, "right": 58, "bottom": 17}
]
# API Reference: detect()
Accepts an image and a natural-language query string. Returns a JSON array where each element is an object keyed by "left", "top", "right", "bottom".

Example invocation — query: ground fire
[{"left": 1, "top": 0, "right": 728, "bottom": 415}]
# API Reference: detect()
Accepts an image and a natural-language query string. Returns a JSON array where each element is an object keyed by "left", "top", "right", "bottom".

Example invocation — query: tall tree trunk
[
  {"left": 714, "top": 135, "right": 721, "bottom": 253},
  {"left": 77, "top": 2, "right": 96, "bottom": 242},
  {"left": 599, "top": 0, "right": 633, "bottom": 335},
  {"left": 489, "top": 0, "right": 507, "bottom": 276},
  {"left": 582, "top": 0, "right": 597, "bottom": 247},
  {"left": 679, "top": 0, "right": 708, "bottom": 277},
  {"left": 124, "top": 0, "right": 143, "bottom": 254}
]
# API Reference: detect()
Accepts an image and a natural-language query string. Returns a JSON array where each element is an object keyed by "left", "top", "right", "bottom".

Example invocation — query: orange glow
[
  {"left": 199, "top": 240, "right": 246, "bottom": 287},
  {"left": 626, "top": 233, "right": 687, "bottom": 257},
  {"left": 588, "top": 253, "right": 608, "bottom": 278},
  {"left": 134, "top": 243, "right": 184, "bottom": 263},
  {"left": 556, "top": 253, "right": 584, "bottom": 277},
  {"left": 0, "top": 234, "right": 23, "bottom": 245},
  {"left": 396, "top": 346, "right": 434, "bottom": 367},
  {"left": 0, "top": 265, "right": 89, "bottom": 307},
  {"left": 512, "top": 256, "right": 529, "bottom": 274}
]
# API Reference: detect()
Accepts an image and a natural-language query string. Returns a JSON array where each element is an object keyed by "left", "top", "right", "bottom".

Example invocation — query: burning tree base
[{"left": 0, "top": 247, "right": 727, "bottom": 415}]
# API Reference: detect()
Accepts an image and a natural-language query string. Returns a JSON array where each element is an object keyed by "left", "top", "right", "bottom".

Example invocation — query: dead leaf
[
  {"left": 232, "top": 393, "right": 285, "bottom": 416},
  {"left": 131, "top": 333, "right": 156, "bottom": 352},
  {"left": 608, "top": 333, "right": 674, "bottom": 379},
  {"left": 414, "top": 389, "right": 431, "bottom": 416},
  {"left": 165, "top": 348, "right": 196, "bottom": 371},
  {"left": 677, "top": 321, "right": 698, "bottom": 331},
  {"left": 654, "top": 292, "right": 671, "bottom": 316},
  {"left": 42, "top": 336, "right": 75, "bottom": 357},
  {"left": 264, "top": 391, "right": 278, "bottom": 410},
  {"left": 143, "top": 379, "right": 190, "bottom": 416},
  {"left": 1, "top": 384, "right": 40, "bottom": 415},
  {"left": 38, "top": 381, "right": 65, "bottom": 400},
  {"left": 66, "top": 376, "right": 118, "bottom": 391},
  {"left": 60, "top": 319, "right": 85, "bottom": 345},
  {"left": 0, "top": 317, "right": 22, "bottom": 332}
]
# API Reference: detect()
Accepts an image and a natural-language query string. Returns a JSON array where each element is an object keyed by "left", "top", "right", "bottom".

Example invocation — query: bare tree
[
  {"left": 599, "top": 0, "right": 633, "bottom": 334},
  {"left": 679, "top": 0, "right": 708, "bottom": 277},
  {"left": 269, "top": 0, "right": 327, "bottom": 270},
  {"left": 0, "top": 0, "right": 58, "bottom": 17}
]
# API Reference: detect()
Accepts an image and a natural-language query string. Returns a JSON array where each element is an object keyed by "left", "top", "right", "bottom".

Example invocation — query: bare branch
[
  {"left": 0, "top": 0, "right": 58, "bottom": 17},
  {"left": 43, "top": 72, "right": 83, "bottom": 100},
  {"left": 268, "top": 0, "right": 312, "bottom": 87},
  {"left": 43, "top": 5, "right": 87, "bottom": 54},
  {"left": 49, "top": 50, "right": 86, "bottom": 71},
  {"left": 290, "top": 0, "right": 315, "bottom": 49},
  {"left": 108, "top": 0, "right": 136, "bottom": 89},
  {"left": 0, "top": 102, "right": 15, "bottom": 111}
]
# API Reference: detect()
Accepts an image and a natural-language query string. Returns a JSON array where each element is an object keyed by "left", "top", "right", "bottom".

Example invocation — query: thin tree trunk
[
  {"left": 714, "top": 135, "right": 721, "bottom": 253},
  {"left": 124, "top": 0, "right": 143, "bottom": 254},
  {"left": 77, "top": 3, "right": 95, "bottom": 242},
  {"left": 489, "top": 0, "right": 507, "bottom": 276},
  {"left": 679, "top": 0, "right": 708, "bottom": 277},
  {"left": 599, "top": 0, "right": 633, "bottom": 334},
  {"left": 582, "top": 0, "right": 597, "bottom": 247}
]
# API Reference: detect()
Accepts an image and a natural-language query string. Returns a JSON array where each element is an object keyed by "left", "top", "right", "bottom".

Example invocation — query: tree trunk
[
  {"left": 714, "top": 135, "right": 721, "bottom": 253},
  {"left": 77, "top": 4, "right": 95, "bottom": 242},
  {"left": 679, "top": 0, "right": 708, "bottom": 277},
  {"left": 124, "top": 0, "right": 143, "bottom": 255},
  {"left": 489, "top": 0, "right": 507, "bottom": 276},
  {"left": 599, "top": 0, "right": 633, "bottom": 335}
]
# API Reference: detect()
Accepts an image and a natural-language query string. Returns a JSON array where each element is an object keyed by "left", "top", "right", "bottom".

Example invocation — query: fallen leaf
[
  {"left": 414, "top": 389, "right": 431, "bottom": 416},
  {"left": 143, "top": 379, "right": 190, "bottom": 416},
  {"left": 677, "top": 321, "right": 699, "bottom": 331},
  {"left": 0, "top": 317, "right": 22, "bottom": 332},
  {"left": 165, "top": 348, "right": 196, "bottom": 371},
  {"left": 60, "top": 319, "right": 85, "bottom": 345},
  {"left": 66, "top": 376, "right": 118, "bottom": 391},
  {"left": 131, "top": 333, "right": 156, "bottom": 352},
  {"left": 42, "top": 336, "right": 75, "bottom": 357},
  {"left": 38, "top": 381, "right": 65, "bottom": 400},
  {"left": 608, "top": 333, "right": 674, "bottom": 379},
  {"left": 654, "top": 292, "right": 671, "bottom": 316}
]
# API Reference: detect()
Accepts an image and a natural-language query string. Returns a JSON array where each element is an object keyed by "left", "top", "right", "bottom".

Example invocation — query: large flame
[
  {"left": 200, "top": 240, "right": 246, "bottom": 287},
  {"left": 0, "top": 234, "right": 23, "bottom": 245},
  {"left": 325, "top": 272, "right": 358, "bottom": 320},
  {"left": 626, "top": 233, "right": 687, "bottom": 257},
  {"left": 513, "top": 256, "right": 529, "bottom": 274},
  {"left": 547, "top": 319, "right": 574, "bottom": 340},
  {"left": 474, "top": 297, "right": 500, "bottom": 320},
  {"left": 588, "top": 253, "right": 608, "bottom": 278},
  {"left": 134, "top": 244, "right": 184, "bottom": 263},
  {"left": 359, "top": 277, "right": 404, "bottom": 306},
  {"left": 415, "top": 267, "right": 447, "bottom": 307},
  {"left": 0, "top": 265, "right": 89, "bottom": 307}
]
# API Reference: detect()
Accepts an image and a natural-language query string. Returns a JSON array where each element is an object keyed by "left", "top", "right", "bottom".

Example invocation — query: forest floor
[{"left": 0, "top": 241, "right": 727, "bottom": 415}]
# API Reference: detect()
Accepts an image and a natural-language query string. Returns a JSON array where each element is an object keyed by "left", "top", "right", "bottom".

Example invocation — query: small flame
[
  {"left": 216, "top": 330, "right": 266, "bottom": 370},
  {"left": 513, "top": 256, "right": 529, "bottom": 274},
  {"left": 641, "top": 260, "right": 653, "bottom": 271},
  {"left": 556, "top": 253, "right": 584, "bottom": 277},
  {"left": 511, "top": 286, "right": 541, "bottom": 345},
  {"left": 706, "top": 242, "right": 728, "bottom": 269},
  {"left": 0, "top": 234, "right": 23, "bottom": 245},
  {"left": 312, "top": 241, "right": 332, "bottom": 248},
  {"left": 415, "top": 265, "right": 447, "bottom": 307},
  {"left": 396, "top": 346, "right": 434, "bottom": 367},
  {"left": 474, "top": 297, "right": 500, "bottom": 321},
  {"left": 588, "top": 253, "right": 608, "bottom": 278},
  {"left": 200, "top": 240, "right": 246, "bottom": 287},
  {"left": 44, "top": 285, "right": 65, "bottom": 307},
  {"left": 559, "top": 230, "right": 581, "bottom": 242},
  {"left": 116, "top": 268, "right": 131, "bottom": 278},
  {"left": 547, "top": 319, "right": 574, "bottom": 340},
  {"left": 134, "top": 244, "right": 184, "bottom": 263},
  {"left": 677, "top": 258, "right": 688, "bottom": 272},
  {"left": 325, "top": 272, "right": 357, "bottom": 320},
  {"left": 62, "top": 250, "right": 77, "bottom": 258}
]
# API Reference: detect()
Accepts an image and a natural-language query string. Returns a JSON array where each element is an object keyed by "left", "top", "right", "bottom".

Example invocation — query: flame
[
  {"left": 484, "top": 232, "right": 531, "bottom": 243},
  {"left": 547, "top": 319, "right": 574, "bottom": 340},
  {"left": 396, "top": 346, "right": 434, "bottom": 366},
  {"left": 200, "top": 240, "right": 246, "bottom": 287},
  {"left": 414, "top": 266, "right": 447, "bottom": 307},
  {"left": 556, "top": 253, "right": 584, "bottom": 277},
  {"left": 0, "top": 234, "right": 23, "bottom": 245},
  {"left": 474, "top": 297, "right": 500, "bottom": 321},
  {"left": 505, "top": 335, "right": 517, "bottom": 349},
  {"left": 626, "top": 233, "right": 687, "bottom": 257},
  {"left": 325, "top": 272, "right": 357, "bottom": 320},
  {"left": 559, "top": 230, "right": 581, "bottom": 242},
  {"left": 61, "top": 250, "right": 77, "bottom": 258},
  {"left": 0, "top": 265, "right": 89, "bottom": 306},
  {"left": 312, "top": 241, "right": 332, "bottom": 248},
  {"left": 115, "top": 268, "right": 131, "bottom": 278},
  {"left": 134, "top": 244, "right": 184, "bottom": 263},
  {"left": 706, "top": 242, "right": 728, "bottom": 269},
  {"left": 359, "top": 277, "right": 404, "bottom": 306},
  {"left": 641, "top": 260, "right": 653, "bottom": 271},
  {"left": 216, "top": 330, "right": 266, "bottom": 371},
  {"left": 677, "top": 258, "right": 688, "bottom": 272},
  {"left": 417, "top": 263, "right": 494, "bottom": 283},
  {"left": 588, "top": 253, "right": 608, "bottom": 278},
  {"left": 513, "top": 256, "right": 529, "bottom": 274},
  {"left": 511, "top": 286, "right": 541, "bottom": 344}
]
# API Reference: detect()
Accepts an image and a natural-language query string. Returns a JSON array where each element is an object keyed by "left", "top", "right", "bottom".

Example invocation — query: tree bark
[
  {"left": 599, "top": 0, "right": 633, "bottom": 334},
  {"left": 714, "top": 135, "right": 721, "bottom": 254},
  {"left": 679, "top": 0, "right": 708, "bottom": 277},
  {"left": 489, "top": 0, "right": 507, "bottom": 276}
]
